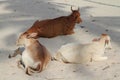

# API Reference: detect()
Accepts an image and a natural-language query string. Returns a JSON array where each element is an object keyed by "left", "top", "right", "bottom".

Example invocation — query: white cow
[{"left": 53, "top": 34, "right": 112, "bottom": 64}]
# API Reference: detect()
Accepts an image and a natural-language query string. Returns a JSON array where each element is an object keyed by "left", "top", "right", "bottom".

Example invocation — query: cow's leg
[
  {"left": 25, "top": 67, "right": 33, "bottom": 76},
  {"left": 17, "top": 59, "right": 25, "bottom": 70},
  {"left": 93, "top": 56, "right": 108, "bottom": 61},
  {"left": 64, "top": 27, "right": 75, "bottom": 35},
  {"left": 65, "top": 30, "right": 74, "bottom": 35},
  {"left": 9, "top": 47, "right": 22, "bottom": 58}
]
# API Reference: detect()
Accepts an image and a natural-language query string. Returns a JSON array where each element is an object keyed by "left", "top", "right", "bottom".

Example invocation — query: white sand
[{"left": 0, "top": 0, "right": 120, "bottom": 80}]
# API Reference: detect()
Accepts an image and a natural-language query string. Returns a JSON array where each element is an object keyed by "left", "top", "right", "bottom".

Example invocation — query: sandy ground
[{"left": 0, "top": 0, "right": 120, "bottom": 80}]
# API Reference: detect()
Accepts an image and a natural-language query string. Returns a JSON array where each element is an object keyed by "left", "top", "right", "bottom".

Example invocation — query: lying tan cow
[
  {"left": 17, "top": 33, "right": 51, "bottom": 75},
  {"left": 53, "top": 34, "right": 112, "bottom": 64}
]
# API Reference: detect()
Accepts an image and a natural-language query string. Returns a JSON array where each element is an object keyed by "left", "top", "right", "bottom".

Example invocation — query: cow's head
[
  {"left": 92, "top": 34, "right": 112, "bottom": 49},
  {"left": 16, "top": 32, "right": 38, "bottom": 46},
  {"left": 100, "top": 34, "right": 112, "bottom": 49},
  {"left": 71, "top": 6, "right": 82, "bottom": 23}
]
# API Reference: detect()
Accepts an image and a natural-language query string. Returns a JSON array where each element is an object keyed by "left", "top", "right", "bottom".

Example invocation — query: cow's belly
[{"left": 40, "top": 26, "right": 63, "bottom": 38}]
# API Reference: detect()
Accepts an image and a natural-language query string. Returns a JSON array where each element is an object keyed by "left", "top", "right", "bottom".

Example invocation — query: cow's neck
[{"left": 67, "top": 15, "right": 76, "bottom": 26}]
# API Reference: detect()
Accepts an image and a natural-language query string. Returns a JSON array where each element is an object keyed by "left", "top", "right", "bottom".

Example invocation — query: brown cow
[{"left": 20, "top": 6, "right": 82, "bottom": 39}]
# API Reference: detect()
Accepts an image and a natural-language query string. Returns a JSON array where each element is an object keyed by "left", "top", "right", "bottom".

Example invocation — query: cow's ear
[{"left": 27, "top": 33, "right": 38, "bottom": 39}]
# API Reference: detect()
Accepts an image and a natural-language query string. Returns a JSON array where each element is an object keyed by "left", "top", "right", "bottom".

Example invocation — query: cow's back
[{"left": 37, "top": 17, "right": 67, "bottom": 38}]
